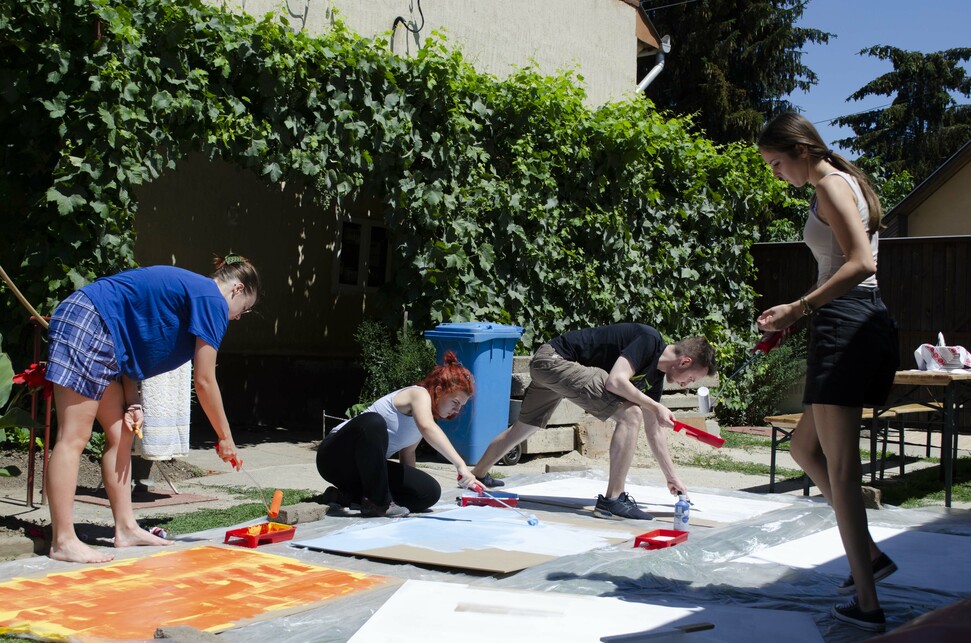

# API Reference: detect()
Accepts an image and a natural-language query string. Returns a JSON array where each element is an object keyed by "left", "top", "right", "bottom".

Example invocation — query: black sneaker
[
  {"left": 361, "top": 498, "right": 410, "bottom": 518},
  {"left": 594, "top": 492, "right": 655, "bottom": 520},
  {"left": 321, "top": 486, "right": 355, "bottom": 508},
  {"left": 832, "top": 597, "right": 886, "bottom": 632},
  {"left": 838, "top": 552, "right": 898, "bottom": 595},
  {"left": 480, "top": 472, "right": 505, "bottom": 488}
]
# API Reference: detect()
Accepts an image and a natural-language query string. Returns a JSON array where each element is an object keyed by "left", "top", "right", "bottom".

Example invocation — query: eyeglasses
[{"left": 240, "top": 307, "right": 254, "bottom": 315}]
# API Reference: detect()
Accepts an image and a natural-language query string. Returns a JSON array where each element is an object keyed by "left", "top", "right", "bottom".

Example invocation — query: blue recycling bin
[{"left": 423, "top": 322, "right": 524, "bottom": 463}]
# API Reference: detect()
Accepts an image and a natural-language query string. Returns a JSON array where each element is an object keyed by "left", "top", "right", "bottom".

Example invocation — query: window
[{"left": 335, "top": 218, "right": 391, "bottom": 291}]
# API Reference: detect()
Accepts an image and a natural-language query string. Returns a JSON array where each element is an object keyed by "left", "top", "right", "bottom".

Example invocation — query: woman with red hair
[{"left": 316, "top": 351, "right": 479, "bottom": 517}]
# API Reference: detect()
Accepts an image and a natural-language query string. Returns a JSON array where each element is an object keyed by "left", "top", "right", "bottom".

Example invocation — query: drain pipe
[{"left": 636, "top": 34, "right": 672, "bottom": 92}]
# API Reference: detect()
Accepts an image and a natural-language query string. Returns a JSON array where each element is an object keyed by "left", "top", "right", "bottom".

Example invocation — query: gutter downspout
[{"left": 637, "top": 34, "right": 672, "bottom": 92}]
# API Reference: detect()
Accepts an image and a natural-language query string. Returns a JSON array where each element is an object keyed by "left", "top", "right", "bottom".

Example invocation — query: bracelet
[
  {"left": 799, "top": 296, "right": 813, "bottom": 317},
  {"left": 126, "top": 404, "right": 142, "bottom": 411}
]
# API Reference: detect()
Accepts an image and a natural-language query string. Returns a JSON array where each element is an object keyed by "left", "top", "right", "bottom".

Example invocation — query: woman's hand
[
  {"left": 456, "top": 465, "right": 480, "bottom": 491},
  {"left": 217, "top": 437, "right": 242, "bottom": 470},
  {"left": 124, "top": 404, "right": 144, "bottom": 439},
  {"left": 757, "top": 302, "right": 802, "bottom": 332}
]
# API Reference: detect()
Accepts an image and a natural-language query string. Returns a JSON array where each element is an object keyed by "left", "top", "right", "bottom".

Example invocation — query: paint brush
[{"left": 463, "top": 477, "right": 539, "bottom": 526}]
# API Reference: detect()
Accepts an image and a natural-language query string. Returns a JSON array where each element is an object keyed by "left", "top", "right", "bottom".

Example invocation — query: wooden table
[{"left": 885, "top": 370, "right": 971, "bottom": 507}]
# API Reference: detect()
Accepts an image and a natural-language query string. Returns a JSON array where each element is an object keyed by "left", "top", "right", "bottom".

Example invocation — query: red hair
[{"left": 420, "top": 350, "right": 475, "bottom": 418}]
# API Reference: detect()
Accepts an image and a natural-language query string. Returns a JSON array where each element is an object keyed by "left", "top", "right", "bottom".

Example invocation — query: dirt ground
[{"left": 0, "top": 449, "right": 202, "bottom": 545}]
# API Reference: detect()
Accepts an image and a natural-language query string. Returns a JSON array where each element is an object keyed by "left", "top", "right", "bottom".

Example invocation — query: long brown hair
[{"left": 758, "top": 112, "right": 882, "bottom": 234}]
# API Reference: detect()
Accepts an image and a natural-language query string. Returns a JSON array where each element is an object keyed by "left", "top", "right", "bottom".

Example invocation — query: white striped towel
[{"left": 135, "top": 361, "right": 192, "bottom": 460}]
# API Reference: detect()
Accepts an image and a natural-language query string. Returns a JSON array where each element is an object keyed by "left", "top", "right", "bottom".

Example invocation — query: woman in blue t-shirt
[{"left": 44, "top": 254, "right": 260, "bottom": 564}]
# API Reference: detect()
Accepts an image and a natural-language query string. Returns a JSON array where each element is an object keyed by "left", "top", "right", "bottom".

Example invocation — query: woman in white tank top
[
  {"left": 756, "top": 113, "right": 899, "bottom": 633},
  {"left": 316, "top": 351, "right": 480, "bottom": 517}
]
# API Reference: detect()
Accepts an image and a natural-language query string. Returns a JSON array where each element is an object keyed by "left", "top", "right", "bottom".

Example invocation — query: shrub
[
  {"left": 348, "top": 320, "right": 437, "bottom": 416},
  {"left": 714, "top": 330, "right": 807, "bottom": 427}
]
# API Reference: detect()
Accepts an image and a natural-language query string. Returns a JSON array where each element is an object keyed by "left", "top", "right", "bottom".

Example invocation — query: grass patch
[
  {"left": 685, "top": 452, "right": 803, "bottom": 479},
  {"left": 874, "top": 456, "right": 971, "bottom": 508},
  {"left": 147, "top": 487, "right": 318, "bottom": 535},
  {"left": 721, "top": 431, "right": 774, "bottom": 450}
]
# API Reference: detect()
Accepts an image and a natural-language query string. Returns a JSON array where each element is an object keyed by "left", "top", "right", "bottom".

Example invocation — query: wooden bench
[
  {"left": 876, "top": 402, "right": 943, "bottom": 478},
  {"left": 765, "top": 404, "right": 942, "bottom": 492}
]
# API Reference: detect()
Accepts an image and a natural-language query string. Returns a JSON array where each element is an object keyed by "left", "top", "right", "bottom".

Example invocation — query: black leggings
[{"left": 315, "top": 412, "right": 441, "bottom": 512}]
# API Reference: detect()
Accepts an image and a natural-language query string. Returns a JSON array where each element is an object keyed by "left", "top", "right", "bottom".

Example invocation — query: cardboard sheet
[
  {"left": 0, "top": 545, "right": 394, "bottom": 640},
  {"left": 505, "top": 478, "right": 791, "bottom": 526},
  {"left": 736, "top": 526, "right": 971, "bottom": 594},
  {"left": 348, "top": 580, "right": 823, "bottom": 642},
  {"left": 293, "top": 505, "right": 639, "bottom": 573}
]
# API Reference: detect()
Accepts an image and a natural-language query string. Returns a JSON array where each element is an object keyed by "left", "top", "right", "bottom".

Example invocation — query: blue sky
[{"left": 788, "top": 0, "right": 970, "bottom": 158}]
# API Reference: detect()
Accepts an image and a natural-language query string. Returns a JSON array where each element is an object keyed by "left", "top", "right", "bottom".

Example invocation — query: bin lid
[{"left": 424, "top": 322, "right": 524, "bottom": 342}]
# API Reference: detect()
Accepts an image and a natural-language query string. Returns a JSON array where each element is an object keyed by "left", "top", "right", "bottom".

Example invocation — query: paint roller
[
  {"left": 268, "top": 490, "right": 284, "bottom": 519},
  {"left": 227, "top": 453, "right": 283, "bottom": 520},
  {"left": 707, "top": 325, "right": 795, "bottom": 409},
  {"left": 461, "top": 476, "right": 539, "bottom": 526}
]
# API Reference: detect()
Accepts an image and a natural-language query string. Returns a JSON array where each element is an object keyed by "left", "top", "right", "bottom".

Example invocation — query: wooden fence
[{"left": 752, "top": 236, "right": 971, "bottom": 367}]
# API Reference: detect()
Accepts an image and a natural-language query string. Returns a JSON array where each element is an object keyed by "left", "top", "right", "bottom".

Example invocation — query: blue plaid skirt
[{"left": 46, "top": 291, "right": 120, "bottom": 400}]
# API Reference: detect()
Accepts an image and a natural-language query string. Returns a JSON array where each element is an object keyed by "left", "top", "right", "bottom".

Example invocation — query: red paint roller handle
[
  {"left": 458, "top": 475, "right": 485, "bottom": 494},
  {"left": 673, "top": 420, "right": 725, "bottom": 448}
]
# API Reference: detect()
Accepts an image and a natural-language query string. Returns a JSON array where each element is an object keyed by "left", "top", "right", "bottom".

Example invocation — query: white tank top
[
  {"left": 803, "top": 171, "right": 879, "bottom": 290},
  {"left": 330, "top": 386, "right": 422, "bottom": 457}
]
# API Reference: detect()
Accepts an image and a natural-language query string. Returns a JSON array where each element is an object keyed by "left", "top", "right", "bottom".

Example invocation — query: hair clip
[{"left": 225, "top": 254, "right": 244, "bottom": 265}]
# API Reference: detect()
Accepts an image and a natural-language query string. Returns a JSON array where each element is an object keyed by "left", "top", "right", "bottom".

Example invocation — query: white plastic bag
[{"left": 914, "top": 333, "right": 971, "bottom": 371}]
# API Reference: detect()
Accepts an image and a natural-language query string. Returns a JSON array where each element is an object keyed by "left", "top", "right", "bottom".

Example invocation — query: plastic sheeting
[{"left": 2, "top": 470, "right": 969, "bottom": 642}]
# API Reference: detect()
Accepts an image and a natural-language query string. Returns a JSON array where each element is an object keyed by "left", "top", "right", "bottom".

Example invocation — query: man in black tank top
[{"left": 470, "top": 324, "right": 716, "bottom": 520}]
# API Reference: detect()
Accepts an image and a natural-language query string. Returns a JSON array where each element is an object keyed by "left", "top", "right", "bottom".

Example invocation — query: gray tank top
[
  {"left": 803, "top": 171, "right": 879, "bottom": 290},
  {"left": 331, "top": 386, "right": 422, "bottom": 457}
]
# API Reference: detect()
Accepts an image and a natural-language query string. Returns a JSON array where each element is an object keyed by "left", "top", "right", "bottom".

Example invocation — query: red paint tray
[
  {"left": 458, "top": 491, "right": 519, "bottom": 508},
  {"left": 634, "top": 529, "right": 688, "bottom": 549},
  {"left": 673, "top": 420, "right": 725, "bottom": 448},
  {"left": 224, "top": 522, "right": 296, "bottom": 548}
]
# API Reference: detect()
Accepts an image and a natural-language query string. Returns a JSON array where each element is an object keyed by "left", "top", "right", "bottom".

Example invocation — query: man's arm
[
  {"left": 641, "top": 409, "right": 687, "bottom": 496},
  {"left": 604, "top": 356, "right": 675, "bottom": 427}
]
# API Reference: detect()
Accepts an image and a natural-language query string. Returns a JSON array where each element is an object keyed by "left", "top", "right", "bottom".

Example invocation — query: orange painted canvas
[{"left": 0, "top": 545, "right": 391, "bottom": 640}]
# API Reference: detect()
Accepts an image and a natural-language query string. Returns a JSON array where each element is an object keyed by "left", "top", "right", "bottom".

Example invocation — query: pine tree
[
  {"left": 642, "top": 0, "right": 830, "bottom": 143},
  {"left": 832, "top": 46, "right": 971, "bottom": 182}
]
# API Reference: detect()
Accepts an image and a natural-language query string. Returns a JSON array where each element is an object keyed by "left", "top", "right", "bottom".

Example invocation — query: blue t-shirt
[{"left": 81, "top": 266, "right": 228, "bottom": 380}]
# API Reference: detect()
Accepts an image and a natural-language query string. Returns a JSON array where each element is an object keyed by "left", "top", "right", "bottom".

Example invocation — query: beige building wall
[
  {"left": 907, "top": 161, "right": 971, "bottom": 237},
  {"left": 220, "top": 0, "right": 641, "bottom": 107}
]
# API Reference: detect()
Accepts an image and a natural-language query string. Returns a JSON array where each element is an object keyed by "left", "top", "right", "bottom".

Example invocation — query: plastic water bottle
[{"left": 673, "top": 494, "right": 690, "bottom": 532}]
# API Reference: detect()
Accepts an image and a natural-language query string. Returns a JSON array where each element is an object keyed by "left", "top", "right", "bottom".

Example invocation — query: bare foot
[
  {"left": 50, "top": 539, "right": 115, "bottom": 564},
  {"left": 114, "top": 527, "right": 174, "bottom": 548}
]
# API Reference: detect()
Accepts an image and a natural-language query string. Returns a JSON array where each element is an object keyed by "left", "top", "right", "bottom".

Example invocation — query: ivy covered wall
[{"left": 1, "top": 0, "right": 798, "bottom": 389}]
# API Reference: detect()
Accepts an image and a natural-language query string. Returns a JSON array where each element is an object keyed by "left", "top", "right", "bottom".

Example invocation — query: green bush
[
  {"left": 348, "top": 320, "right": 437, "bottom": 416},
  {"left": 714, "top": 330, "right": 807, "bottom": 427}
]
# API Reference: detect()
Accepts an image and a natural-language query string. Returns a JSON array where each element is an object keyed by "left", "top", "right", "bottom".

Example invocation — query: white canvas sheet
[
  {"left": 348, "top": 580, "right": 823, "bottom": 643},
  {"left": 736, "top": 526, "right": 971, "bottom": 594},
  {"left": 292, "top": 506, "right": 639, "bottom": 572},
  {"left": 505, "top": 478, "right": 790, "bottom": 525}
]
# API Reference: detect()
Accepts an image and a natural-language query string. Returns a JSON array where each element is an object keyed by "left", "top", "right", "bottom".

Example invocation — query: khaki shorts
[{"left": 517, "top": 344, "right": 627, "bottom": 427}]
